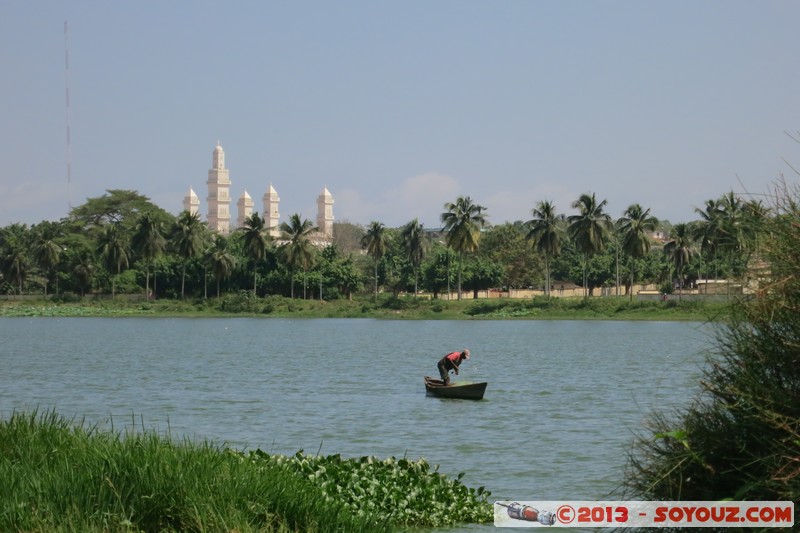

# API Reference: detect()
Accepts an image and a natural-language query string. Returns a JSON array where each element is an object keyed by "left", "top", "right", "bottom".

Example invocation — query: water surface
[{"left": 0, "top": 317, "right": 713, "bottom": 531}]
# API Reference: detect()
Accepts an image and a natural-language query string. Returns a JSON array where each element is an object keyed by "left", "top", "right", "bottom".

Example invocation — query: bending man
[{"left": 437, "top": 349, "right": 470, "bottom": 385}]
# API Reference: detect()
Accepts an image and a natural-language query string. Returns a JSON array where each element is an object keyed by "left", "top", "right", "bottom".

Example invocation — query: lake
[{"left": 0, "top": 317, "right": 714, "bottom": 531}]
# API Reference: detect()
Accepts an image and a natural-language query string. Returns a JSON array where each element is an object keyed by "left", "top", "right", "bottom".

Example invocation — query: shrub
[
  {"left": 217, "top": 290, "right": 263, "bottom": 313},
  {"left": 621, "top": 184, "right": 800, "bottom": 527}
]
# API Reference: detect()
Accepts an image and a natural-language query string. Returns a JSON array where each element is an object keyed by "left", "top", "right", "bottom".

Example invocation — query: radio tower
[{"left": 64, "top": 21, "right": 73, "bottom": 212}]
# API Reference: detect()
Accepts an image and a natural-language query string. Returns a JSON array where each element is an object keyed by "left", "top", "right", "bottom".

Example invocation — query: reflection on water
[{"left": 0, "top": 317, "right": 711, "bottom": 532}]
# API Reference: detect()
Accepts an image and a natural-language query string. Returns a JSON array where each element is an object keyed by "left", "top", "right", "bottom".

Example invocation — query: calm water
[{"left": 0, "top": 317, "right": 713, "bottom": 531}]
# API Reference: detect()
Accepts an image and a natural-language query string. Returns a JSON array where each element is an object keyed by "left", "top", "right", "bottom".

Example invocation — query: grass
[
  {"left": 0, "top": 293, "right": 728, "bottom": 322},
  {"left": 0, "top": 410, "right": 491, "bottom": 532}
]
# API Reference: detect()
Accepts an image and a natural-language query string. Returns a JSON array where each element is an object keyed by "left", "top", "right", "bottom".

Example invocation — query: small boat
[{"left": 424, "top": 376, "right": 487, "bottom": 400}]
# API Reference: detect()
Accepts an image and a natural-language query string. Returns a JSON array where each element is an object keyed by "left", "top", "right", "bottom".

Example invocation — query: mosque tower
[
  {"left": 316, "top": 187, "right": 334, "bottom": 239},
  {"left": 183, "top": 187, "right": 200, "bottom": 216},
  {"left": 262, "top": 184, "right": 281, "bottom": 238},
  {"left": 206, "top": 142, "right": 231, "bottom": 234},
  {"left": 236, "top": 190, "right": 254, "bottom": 229}
]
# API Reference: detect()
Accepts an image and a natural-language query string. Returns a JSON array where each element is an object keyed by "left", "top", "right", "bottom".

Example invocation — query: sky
[{"left": 2, "top": 1, "right": 799, "bottom": 230}]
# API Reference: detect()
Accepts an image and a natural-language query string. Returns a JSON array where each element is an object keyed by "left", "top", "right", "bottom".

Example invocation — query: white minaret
[
  {"left": 183, "top": 187, "right": 200, "bottom": 216},
  {"left": 206, "top": 142, "right": 231, "bottom": 234},
  {"left": 316, "top": 186, "right": 334, "bottom": 239},
  {"left": 236, "top": 190, "right": 254, "bottom": 229},
  {"left": 263, "top": 183, "right": 281, "bottom": 238}
]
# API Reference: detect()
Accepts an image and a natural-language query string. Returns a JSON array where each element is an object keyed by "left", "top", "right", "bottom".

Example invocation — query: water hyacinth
[{"left": 245, "top": 449, "right": 494, "bottom": 527}]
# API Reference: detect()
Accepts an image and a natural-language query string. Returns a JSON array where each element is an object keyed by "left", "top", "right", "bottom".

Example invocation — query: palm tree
[
  {"left": 361, "top": 221, "right": 389, "bottom": 301},
  {"left": 664, "top": 223, "right": 695, "bottom": 300},
  {"left": 73, "top": 251, "right": 95, "bottom": 297},
  {"left": 717, "top": 191, "right": 750, "bottom": 290},
  {"left": 740, "top": 198, "right": 769, "bottom": 263},
  {"left": 96, "top": 223, "right": 130, "bottom": 299},
  {"left": 692, "top": 198, "right": 723, "bottom": 281},
  {"left": 280, "top": 214, "right": 317, "bottom": 298},
  {"left": 171, "top": 211, "right": 207, "bottom": 299},
  {"left": 617, "top": 204, "right": 659, "bottom": 301},
  {"left": 400, "top": 218, "right": 429, "bottom": 298},
  {"left": 32, "top": 226, "right": 63, "bottom": 298},
  {"left": 440, "top": 196, "right": 487, "bottom": 300},
  {"left": 241, "top": 212, "right": 270, "bottom": 295},
  {"left": 131, "top": 212, "right": 166, "bottom": 299},
  {"left": 567, "top": 193, "right": 612, "bottom": 298},
  {"left": 525, "top": 200, "right": 566, "bottom": 300},
  {"left": 0, "top": 223, "right": 31, "bottom": 297},
  {"left": 207, "top": 234, "right": 236, "bottom": 298}
]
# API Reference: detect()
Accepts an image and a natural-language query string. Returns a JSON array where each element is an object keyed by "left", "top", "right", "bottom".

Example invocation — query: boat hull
[{"left": 424, "top": 376, "right": 487, "bottom": 400}]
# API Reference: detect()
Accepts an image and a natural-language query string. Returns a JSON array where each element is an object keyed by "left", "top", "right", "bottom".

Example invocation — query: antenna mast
[{"left": 64, "top": 21, "right": 73, "bottom": 212}]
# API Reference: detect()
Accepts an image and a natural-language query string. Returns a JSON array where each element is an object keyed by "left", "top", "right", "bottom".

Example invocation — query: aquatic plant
[{"left": 245, "top": 449, "right": 494, "bottom": 527}]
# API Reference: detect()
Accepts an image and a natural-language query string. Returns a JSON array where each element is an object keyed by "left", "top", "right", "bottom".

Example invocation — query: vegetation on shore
[
  {"left": 0, "top": 293, "right": 728, "bottom": 321},
  {"left": 1, "top": 186, "right": 766, "bottom": 309},
  {"left": 0, "top": 410, "right": 492, "bottom": 532},
  {"left": 620, "top": 182, "right": 800, "bottom": 529}
]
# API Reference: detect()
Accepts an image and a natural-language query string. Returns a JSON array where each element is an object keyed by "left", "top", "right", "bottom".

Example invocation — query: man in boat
[{"left": 437, "top": 349, "right": 470, "bottom": 385}]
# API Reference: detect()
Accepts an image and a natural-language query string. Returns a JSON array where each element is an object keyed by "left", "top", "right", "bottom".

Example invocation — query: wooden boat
[{"left": 424, "top": 376, "right": 487, "bottom": 400}]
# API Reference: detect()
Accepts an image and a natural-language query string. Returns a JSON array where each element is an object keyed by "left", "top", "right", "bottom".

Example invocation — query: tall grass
[
  {"left": 1, "top": 410, "right": 492, "bottom": 531},
  {"left": 0, "top": 410, "right": 385, "bottom": 532},
  {"left": 620, "top": 183, "right": 800, "bottom": 530}
]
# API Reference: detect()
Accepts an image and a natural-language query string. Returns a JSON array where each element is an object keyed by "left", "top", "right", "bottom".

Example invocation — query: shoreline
[{"left": 0, "top": 295, "right": 730, "bottom": 322}]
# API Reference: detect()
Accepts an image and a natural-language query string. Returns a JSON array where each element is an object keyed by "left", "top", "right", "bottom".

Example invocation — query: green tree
[
  {"left": 0, "top": 223, "right": 31, "bottom": 296},
  {"left": 421, "top": 246, "right": 457, "bottom": 299},
  {"left": 479, "top": 223, "right": 538, "bottom": 290},
  {"left": 567, "top": 192, "right": 612, "bottom": 298},
  {"left": 526, "top": 200, "right": 566, "bottom": 300},
  {"left": 131, "top": 212, "right": 166, "bottom": 299},
  {"left": 326, "top": 252, "right": 361, "bottom": 300},
  {"left": 400, "top": 218, "right": 429, "bottom": 298},
  {"left": 73, "top": 250, "right": 96, "bottom": 297},
  {"left": 717, "top": 192, "right": 767, "bottom": 295},
  {"left": 280, "top": 214, "right": 317, "bottom": 299},
  {"left": 171, "top": 211, "right": 207, "bottom": 299},
  {"left": 207, "top": 234, "right": 236, "bottom": 298},
  {"left": 617, "top": 204, "right": 659, "bottom": 301},
  {"left": 32, "top": 222, "right": 64, "bottom": 298},
  {"left": 664, "top": 222, "right": 695, "bottom": 300},
  {"left": 441, "top": 196, "right": 488, "bottom": 300},
  {"left": 240, "top": 212, "right": 270, "bottom": 295},
  {"left": 96, "top": 223, "right": 130, "bottom": 299},
  {"left": 69, "top": 189, "right": 173, "bottom": 230},
  {"left": 361, "top": 221, "right": 389, "bottom": 301},
  {"left": 692, "top": 198, "right": 724, "bottom": 281},
  {"left": 462, "top": 256, "right": 505, "bottom": 299}
]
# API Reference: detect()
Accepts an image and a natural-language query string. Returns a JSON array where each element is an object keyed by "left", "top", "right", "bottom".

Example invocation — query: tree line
[{"left": 0, "top": 188, "right": 768, "bottom": 301}]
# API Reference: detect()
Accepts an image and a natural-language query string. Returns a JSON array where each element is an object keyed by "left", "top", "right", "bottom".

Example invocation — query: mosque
[{"left": 182, "top": 143, "right": 334, "bottom": 242}]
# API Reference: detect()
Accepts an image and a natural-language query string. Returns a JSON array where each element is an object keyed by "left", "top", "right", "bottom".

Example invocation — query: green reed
[
  {"left": 0, "top": 410, "right": 386, "bottom": 532},
  {"left": 0, "top": 410, "right": 491, "bottom": 532}
]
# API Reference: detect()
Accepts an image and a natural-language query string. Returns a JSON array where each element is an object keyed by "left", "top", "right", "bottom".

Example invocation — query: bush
[
  {"left": 621, "top": 184, "right": 800, "bottom": 527},
  {"left": 216, "top": 290, "right": 264, "bottom": 313}
]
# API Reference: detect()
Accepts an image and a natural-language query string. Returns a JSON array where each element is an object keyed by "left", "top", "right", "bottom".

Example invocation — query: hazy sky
[{"left": 2, "top": 1, "right": 799, "bottom": 230}]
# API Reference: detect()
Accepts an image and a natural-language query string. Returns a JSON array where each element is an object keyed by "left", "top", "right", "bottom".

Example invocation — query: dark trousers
[{"left": 437, "top": 358, "right": 455, "bottom": 384}]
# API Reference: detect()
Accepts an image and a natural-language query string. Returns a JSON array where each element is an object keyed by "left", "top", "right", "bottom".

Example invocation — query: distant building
[
  {"left": 316, "top": 187, "right": 334, "bottom": 238},
  {"left": 182, "top": 187, "right": 200, "bottom": 216},
  {"left": 236, "top": 190, "right": 254, "bottom": 229},
  {"left": 263, "top": 184, "right": 280, "bottom": 238},
  {"left": 206, "top": 143, "right": 231, "bottom": 234},
  {"left": 189, "top": 143, "right": 333, "bottom": 244}
]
